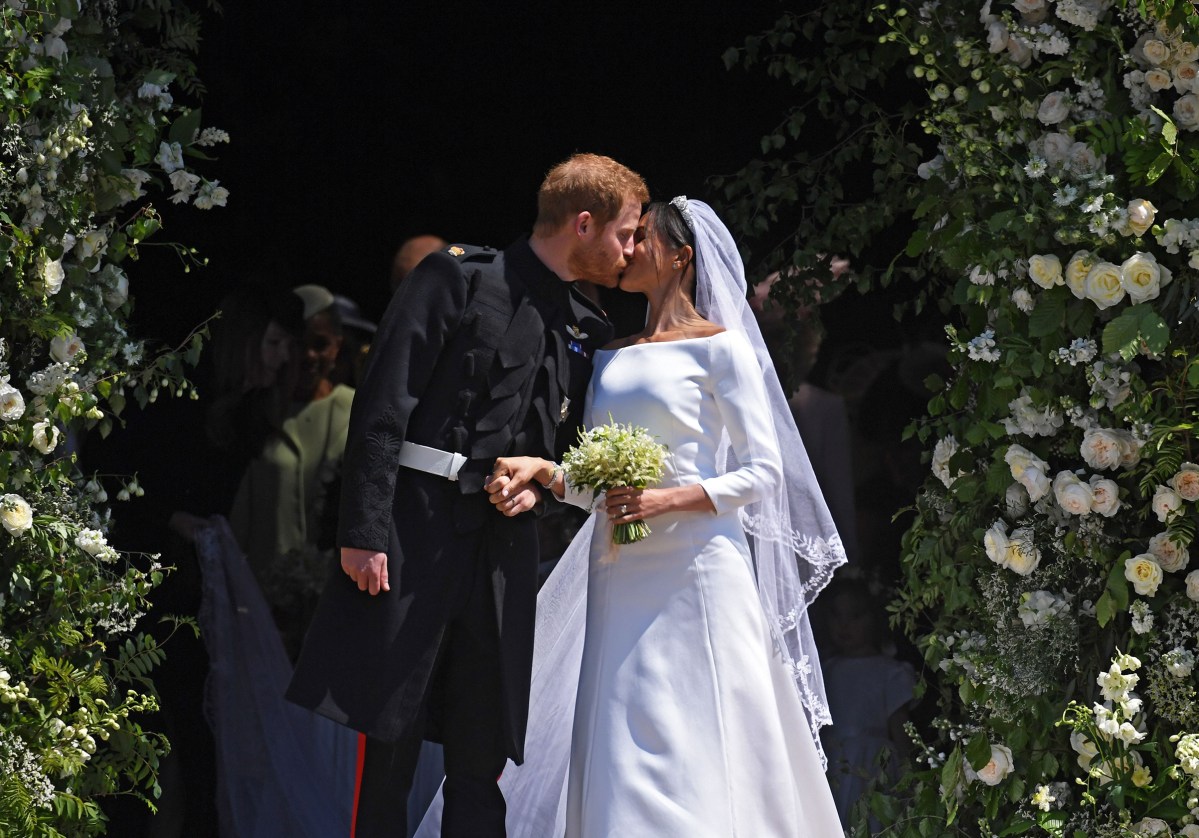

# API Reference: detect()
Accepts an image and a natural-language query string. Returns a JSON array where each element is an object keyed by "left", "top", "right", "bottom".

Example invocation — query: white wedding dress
[{"left": 560, "top": 330, "right": 842, "bottom": 837}]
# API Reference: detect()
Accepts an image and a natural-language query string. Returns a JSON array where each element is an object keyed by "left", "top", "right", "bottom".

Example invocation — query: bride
[{"left": 420, "top": 197, "right": 846, "bottom": 836}]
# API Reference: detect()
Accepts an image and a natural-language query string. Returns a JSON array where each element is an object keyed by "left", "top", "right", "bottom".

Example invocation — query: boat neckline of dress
[{"left": 595, "top": 330, "right": 728, "bottom": 354}]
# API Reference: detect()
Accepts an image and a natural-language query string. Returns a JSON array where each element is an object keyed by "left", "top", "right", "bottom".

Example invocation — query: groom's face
[{"left": 567, "top": 198, "right": 641, "bottom": 288}]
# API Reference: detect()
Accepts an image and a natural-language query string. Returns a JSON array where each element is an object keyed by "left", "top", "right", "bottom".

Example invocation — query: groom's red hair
[{"left": 533, "top": 153, "right": 648, "bottom": 236}]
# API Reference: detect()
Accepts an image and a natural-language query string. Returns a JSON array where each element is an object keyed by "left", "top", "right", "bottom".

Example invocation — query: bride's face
[{"left": 618, "top": 212, "right": 676, "bottom": 295}]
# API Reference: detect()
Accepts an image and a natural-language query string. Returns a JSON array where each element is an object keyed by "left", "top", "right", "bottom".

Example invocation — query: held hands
[
  {"left": 486, "top": 456, "right": 552, "bottom": 517},
  {"left": 341, "top": 547, "right": 390, "bottom": 595}
]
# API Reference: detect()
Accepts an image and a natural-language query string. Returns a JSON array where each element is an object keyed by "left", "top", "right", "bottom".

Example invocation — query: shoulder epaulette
[{"left": 444, "top": 244, "right": 499, "bottom": 264}]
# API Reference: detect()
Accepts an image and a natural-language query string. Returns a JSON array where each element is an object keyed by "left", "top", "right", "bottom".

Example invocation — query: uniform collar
[{"left": 504, "top": 236, "right": 566, "bottom": 303}]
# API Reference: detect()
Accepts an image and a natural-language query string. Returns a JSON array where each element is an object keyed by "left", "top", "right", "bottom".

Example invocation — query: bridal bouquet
[{"left": 561, "top": 418, "right": 667, "bottom": 545}]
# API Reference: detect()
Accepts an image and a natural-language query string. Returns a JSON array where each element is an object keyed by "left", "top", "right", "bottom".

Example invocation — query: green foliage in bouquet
[
  {"left": 0, "top": 1, "right": 224, "bottom": 834},
  {"left": 724, "top": 0, "right": 1199, "bottom": 835},
  {"left": 561, "top": 419, "right": 668, "bottom": 545}
]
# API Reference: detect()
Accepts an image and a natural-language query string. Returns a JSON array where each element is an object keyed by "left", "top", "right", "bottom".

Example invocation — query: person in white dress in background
[{"left": 428, "top": 197, "right": 845, "bottom": 837}]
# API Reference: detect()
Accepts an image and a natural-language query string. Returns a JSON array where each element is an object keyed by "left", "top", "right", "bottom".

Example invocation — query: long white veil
[{"left": 416, "top": 199, "right": 846, "bottom": 835}]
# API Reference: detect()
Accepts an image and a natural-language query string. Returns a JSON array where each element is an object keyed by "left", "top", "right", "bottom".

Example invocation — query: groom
[{"left": 286, "top": 153, "right": 648, "bottom": 837}]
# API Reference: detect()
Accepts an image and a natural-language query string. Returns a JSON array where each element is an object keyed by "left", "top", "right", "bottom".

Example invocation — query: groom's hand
[
  {"left": 486, "top": 474, "right": 542, "bottom": 516},
  {"left": 341, "top": 547, "right": 390, "bottom": 595}
]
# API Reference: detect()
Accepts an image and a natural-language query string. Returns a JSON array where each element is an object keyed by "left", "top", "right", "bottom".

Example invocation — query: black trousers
[{"left": 353, "top": 554, "right": 508, "bottom": 838}]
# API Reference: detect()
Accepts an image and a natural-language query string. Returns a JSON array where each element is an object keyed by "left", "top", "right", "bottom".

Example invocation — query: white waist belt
[{"left": 398, "top": 441, "right": 468, "bottom": 481}]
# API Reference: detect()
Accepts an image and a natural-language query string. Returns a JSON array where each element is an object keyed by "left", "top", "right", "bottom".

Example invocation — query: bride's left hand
[{"left": 605, "top": 484, "right": 716, "bottom": 521}]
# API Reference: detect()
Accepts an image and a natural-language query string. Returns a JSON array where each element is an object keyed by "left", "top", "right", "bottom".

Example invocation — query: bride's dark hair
[{"left": 643, "top": 201, "right": 698, "bottom": 303}]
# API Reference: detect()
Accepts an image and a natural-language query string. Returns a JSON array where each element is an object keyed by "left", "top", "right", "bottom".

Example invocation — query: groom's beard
[{"left": 568, "top": 238, "right": 626, "bottom": 288}]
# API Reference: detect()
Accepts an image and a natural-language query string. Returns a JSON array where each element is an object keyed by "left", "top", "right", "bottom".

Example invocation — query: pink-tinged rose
[
  {"left": 1125, "top": 199, "right": 1157, "bottom": 236},
  {"left": 1186, "top": 570, "right": 1199, "bottom": 602},
  {"left": 1053, "top": 470, "right": 1093, "bottom": 516},
  {"left": 1088, "top": 475, "right": 1121, "bottom": 517},
  {"left": 1170, "top": 462, "right": 1199, "bottom": 501},
  {"left": 1147, "top": 532, "right": 1190, "bottom": 573},
  {"left": 966, "top": 743, "right": 1015, "bottom": 785},
  {"left": 1080, "top": 428, "right": 1122, "bottom": 471},
  {"left": 1152, "top": 485, "right": 1183, "bottom": 523}
]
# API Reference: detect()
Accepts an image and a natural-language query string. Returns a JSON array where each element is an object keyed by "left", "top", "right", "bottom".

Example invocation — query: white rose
[
  {"left": 31, "top": 419, "right": 60, "bottom": 454},
  {"left": 1027, "top": 254, "right": 1063, "bottom": 289},
  {"left": 0, "top": 382, "right": 25, "bottom": 422},
  {"left": 1083, "top": 262, "right": 1126, "bottom": 310},
  {"left": 1125, "top": 554, "right": 1164, "bottom": 596},
  {"left": 1142, "top": 39, "right": 1171, "bottom": 65},
  {"left": 49, "top": 333, "right": 84, "bottom": 364},
  {"left": 1174, "top": 93, "right": 1199, "bottom": 131},
  {"left": 1040, "top": 132, "right": 1073, "bottom": 166},
  {"left": 971, "top": 743, "right": 1015, "bottom": 785},
  {"left": 1080, "top": 428, "right": 1123, "bottom": 471},
  {"left": 0, "top": 494, "right": 33, "bottom": 536},
  {"left": 1187, "top": 570, "right": 1199, "bottom": 602},
  {"left": 987, "top": 20, "right": 1009, "bottom": 53},
  {"left": 984, "top": 521, "right": 1010, "bottom": 565},
  {"left": 1012, "top": 288, "right": 1034, "bottom": 313},
  {"left": 1071, "top": 730, "right": 1099, "bottom": 769},
  {"left": 1120, "top": 252, "right": 1171, "bottom": 304},
  {"left": 1125, "top": 199, "right": 1157, "bottom": 236},
  {"left": 1145, "top": 68, "right": 1173, "bottom": 91},
  {"left": 1085, "top": 475, "right": 1120, "bottom": 517},
  {"left": 1134, "top": 818, "right": 1171, "bottom": 836},
  {"left": 1114, "top": 430, "right": 1142, "bottom": 468},
  {"left": 1152, "top": 485, "right": 1183, "bottom": 522},
  {"left": 1174, "top": 61, "right": 1199, "bottom": 94},
  {"left": 38, "top": 256, "right": 65, "bottom": 296},
  {"left": 73, "top": 229, "right": 108, "bottom": 266},
  {"left": 1170, "top": 461, "right": 1199, "bottom": 501},
  {"left": 1005, "top": 482, "right": 1030, "bottom": 519},
  {"left": 1178, "top": 41, "right": 1199, "bottom": 63},
  {"left": 99, "top": 264, "right": 129, "bottom": 309},
  {"left": 1067, "top": 142, "right": 1102, "bottom": 176},
  {"left": 1037, "top": 91, "right": 1071, "bottom": 125},
  {"left": 1007, "top": 36, "right": 1032, "bottom": 68},
  {"left": 932, "top": 435, "right": 962, "bottom": 488},
  {"left": 1053, "top": 470, "right": 1094, "bottom": 516},
  {"left": 1064, "top": 251, "right": 1095, "bottom": 298},
  {"left": 1148, "top": 532, "right": 1190, "bottom": 572},
  {"left": 1005, "top": 527, "right": 1042, "bottom": 575}
]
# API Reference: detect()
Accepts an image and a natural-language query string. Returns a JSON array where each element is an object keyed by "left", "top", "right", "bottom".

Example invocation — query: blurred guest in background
[{"left": 390, "top": 234, "right": 447, "bottom": 292}]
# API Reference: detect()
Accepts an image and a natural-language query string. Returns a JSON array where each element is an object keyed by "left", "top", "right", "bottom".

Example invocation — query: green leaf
[
  {"left": 966, "top": 732, "right": 992, "bottom": 770},
  {"left": 1146, "top": 150, "right": 1173, "bottom": 184},
  {"left": 1028, "top": 290, "right": 1066, "bottom": 338},
  {"left": 1102, "top": 304, "right": 1170, "bottom": 360},
  {"left": 906, "top": 229, "right": 928, "bottom": 258},
  {"left": 999, "top": 818, "right": 1035, "bottom": 836},
  {"left": 1096, "top": 590, "right": 1116, "bottom": 627},
  {"left": 168, "top": 108, "right": 202, "bottom": 146}
]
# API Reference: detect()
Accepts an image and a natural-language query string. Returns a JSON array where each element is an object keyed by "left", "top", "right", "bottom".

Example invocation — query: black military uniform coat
[{"left": 286, "top": 238, "right": 610, "bottom": 763}]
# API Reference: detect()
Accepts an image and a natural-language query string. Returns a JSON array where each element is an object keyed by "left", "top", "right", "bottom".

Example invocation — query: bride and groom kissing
[{"left": 285, "top": 153, "right": 847, "bottom": 837}]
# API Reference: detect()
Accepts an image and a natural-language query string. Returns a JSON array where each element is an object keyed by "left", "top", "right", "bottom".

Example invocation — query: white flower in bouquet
[
  {"left": 31, "top": 419, "right": 60, "bottom": 455},
  {"left": 1120, "top": 252, "right": 1172, "bottom": 304},
  {"left": 0, "top": 380, "right": 25, "bottom": 422},
  {"left": 984, "top": 520, "right": 1010, "bottom": 566},
  {"left": 1037, "top": 91, "right": 1071, "bottom": 125},
  {"left": 1179, "top": 826, "right": 1199, "bottom": 838},
  {"left": 74, "top": 229, "right": 108, "bottom": 266},
  {"left": 1007, "top": 35, "right": 1033, "bottom": 68},
  {"left": 1130, "top": 600, "right": 1154, "bottom": 634},
  {"left": 49, "top": 333, "right": 84, "bottom": 364},
  {"left": 1030, "top": 784, "right": 1056, "bottom": 812},
  {"left": 1067, "top": 142, "right": 1103, "bottom": 176},
  {"left": 168, "top": 170, "right": 199, "bottom": 204},
  {"left": 1097, "top": 661, "right": 1139, "bottom": 701},
  {"left": 1174, "top": 61, "right": 1199, "bottom": 94},
  {"left": 1174, "top": 93, "right": 1199, "bottom": 131},
  {"left": 1004, "top": 527, "right": 1041, "bottom": 575},
  {"left": 1163, "top": 647, "right": 1195, "bottom": 679},
  {"left": 1013, "top": 0, "right": 1048, "bottom": 21},
  {"left": 1125, "top": 199, "right": 1157, "bottom": 236},
  {"left": 1115, "top": 429, "right": 1142, "bottom": 467},
  {"left": 36, "top": 255, "right": 65, "bottom": 296},
  {"left": 1064, "top": 250, "right": 1096, "bottom": 298},
  {"left": 1027, "top": 253, "right": 1063, "bottom": 289},
  {"left": 1169, "top": 462, "right": 1199, "bottom": 501},
  {"left": 1142, "top": 38, "right": 1171, "bottom": 65},
  {"left": 1088, "top": 475, "right": 1121, "bottom": 517},
  {"left": 1012, "top": 288, "right": 1035, "bottom": 312},
  {"left": 119, "top": 168, "right": 151, "bottom": 203},
  {"left": 1018, "top": 590, "right": 1068, "bottom": 627},
  {"left": 1133, "top": 818, "right": 1171, "bottom": 836},
  {"left": 1055, "top": 0, "right": 1106, "bottom": 31},
  {"left": 931, "top": 435, "right": 963, "bottom": 488},
  {"left": 1006, "top": 444, "right": 1051, "bottom": 501},
  {"left": 74, "top": 528, "right": 107, "bottom": 557},
  {"left": 1151, "top": 485, "right": 1183, "bottom": 523},
  {"left": 1083, "top": 261, "right": 1126, "bottom": 309},
  {"left": 1039, "top": 132, "right": 1073, "bottom": 166},
  {"left": 965, "top": 743, "right": 1014, "bottom": 785},
  {"left": 1071, "top": 730, "right": 1100, "bottom": 769},
  {"left": 100, "top": 264, "right": 129, "bottom": 309},
  {"left": 966, "top": 329, "right": 1000, "bottom": 362},
  {"left": 987, "top": 20, "right": 1009, "bottom": 53},
  {"left": 154, "top": 141, "right": 184, "bottom": 173},
  {"left": 0, "top": 494, "right": 33, "bottom": 536},
  {"left": 1005, "top": 391, "right": 1064, "bottom": 436},
  {"left": 1177, "top": 733, "right": 1199, "bottom": 778},
  {"left": 1144, "top": 68, "right": 1173, "bottom": 92},
  {"left": 194, "top": 179, "right": 229, "bottom": 210},
  {"left": 195, "top": 127, "right": 231, "bottom": 146},
  {"left": 1186, "top": 569, "right": 1199, "bottom": 601},
  {"left": 561, "top": 419, "right": 667, "bottom": 546},
  {"left": 1053, "top": 470, "right": 1094, "bottom": 516},
  {"left": 1125, "top": 553, "right": 1164, "bottom": 596},
  {"left": 968, "top": 265, "right": 996, "bottom": 286},
  {"left": 1080, "top": 427, "right": 1126, "bottom": 471}
]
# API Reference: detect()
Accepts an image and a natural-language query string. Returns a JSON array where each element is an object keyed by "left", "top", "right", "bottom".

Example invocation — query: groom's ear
[{"left": 574, "top": 210, "right": 593, "bottom": 238}]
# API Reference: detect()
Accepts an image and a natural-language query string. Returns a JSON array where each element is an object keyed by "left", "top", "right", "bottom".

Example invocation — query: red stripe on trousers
[{"left": 351, "top": 733, "right": 367, "bottom": 838}]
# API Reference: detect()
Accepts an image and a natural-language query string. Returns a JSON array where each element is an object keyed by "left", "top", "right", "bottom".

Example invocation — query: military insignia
[
  {"left": 560, "top": 396, "right": 571, "bottom": 421},
  {"left": 566, "top": 324, "right": 588, "bottom": 340},
  {"left": 567, "top": 339, "right": 589, "bottom": 358},
  {"left": 447, "top": 245, "right": 465, "bottom": 257}
]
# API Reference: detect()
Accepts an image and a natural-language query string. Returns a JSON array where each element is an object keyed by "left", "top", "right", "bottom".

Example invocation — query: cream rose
[
  {"left": 1037, "top": 91, "right": 1071, "bottom": 125},
  {"left": 1125, "top": 199, "right": 1157, "bottom": 236},
  {"left": 1005, "top": 482, "right": 1030, "bottom": 519},
  {"left": 1121, "top": 252, "right": 1172, "bottom": 304},
  {"left": 0, "top": 493, "right": 33, "bottom": 536},
  {"left": 969, "top": 743, "right": 1015, "bottom": 785},
  {"left": 1152, "top": 485, "right": 1183, "bottom": 523},
  {"left": 1005, "top": 528, "right": 1041, "bottom": 575},
  {"left": 984, "top": 521, "right": 1010, "bottom": 565},
  {"left": 1067, "top": 142, "right": 1102, "bottom": 176},
  {"left": 99, "top": 264, "right": 129, "bottom": 310},
  {"left": 1064, "top": 250, "right": 1096, "bottom": 298},
  {"left": 0, "top": 381, "right": 24, "bottom": 423},
  {"left": 1142, "top": 39, "right": 1171, "bottom": 65},
  {"left": 1040, "top": 132, "right": 1073, "bottom": 166},
  {"left": 1174, "top": 61, "right": 1199, "bottom": 94},
  {"left": 1174, "top": 93, "right": 1199, "bottom": 131},
  {"left": 1170, "top": 462, "right": 1199, "bottom": 501},
  {"left": 1053, "top": 470, "right": 1094, "bottom": 516},
  {"left": 1125, "top": 554, "right": 1165, "bottom": 596},
  {"left": 1186, "top": 569, "right": 1199, "bottom": 602},
  {"left": 1084, "top": 262, "right": 1126, "bottom": 309},
  {"left": 987, "top": 20, "right": 1009, "bottom": 53},
  {"left": 1134, "top": 817, "right": 1171, "bottom": 836},
  {"left": 1007, "top": 36, "right": 1032, "bottom": 68},
  {"left": 1114, "top": 430, "right": 1142, "bottom": 468},
  {"left": 1080, "top": 428, "right": 1123, "bottom": 471},
  {"left": 1006, "top": 444, "right": 1052, "bottom": 500},
  {"left": 932, "top": 435, "right": 962, "bottom": 488},
  {"left": 31, "top": 419, "right": 60, "bottom": 455},
  {"left": 1145, "top": 68, "right": 1173, "bottom": 92},
  {"left": 49, "top": 333, "right": 84, "bottom": 364},
  {"left": 1027, "top": 253, "right": 1063, "bottom": 289},
  {"left": 1088, "top": 475, "right": 1121, "bottom": 517},
  {"left": 1178, "top": 41, "right": 1199, "bottom": 63},
  {"left": 38, "top": 256, "right": 65, "bottom": 296},
  {"left": 1149, "top": 532, "right": 1191, "bottom": 572}
]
